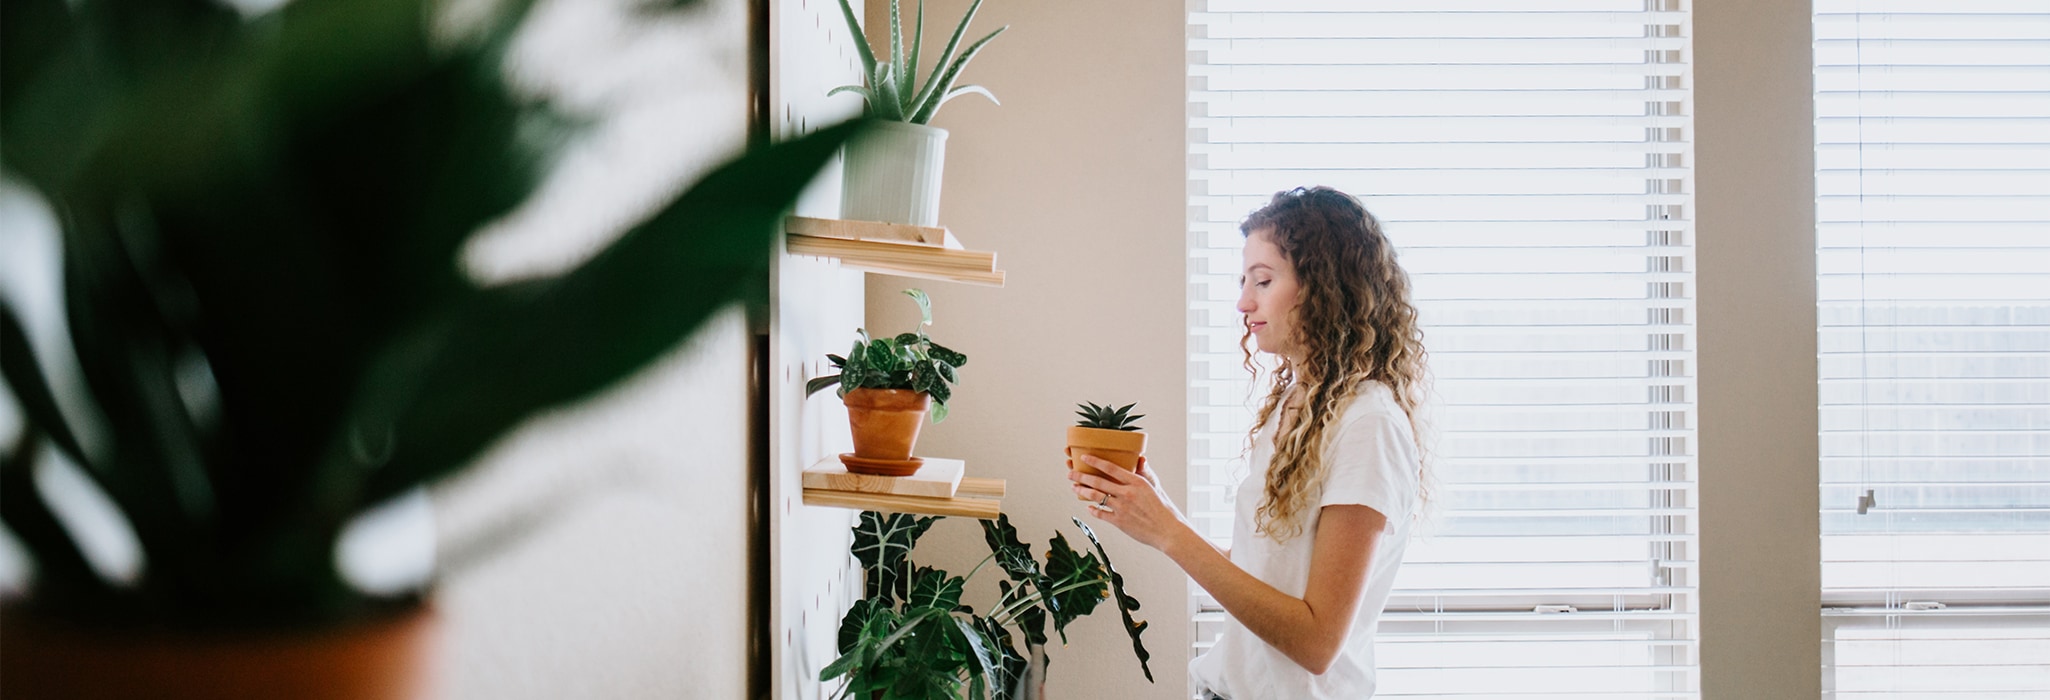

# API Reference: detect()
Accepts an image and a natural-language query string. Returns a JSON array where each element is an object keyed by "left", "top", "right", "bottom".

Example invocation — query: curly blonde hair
[{"left": 1240, "top": 187, "right": 1431, "bottom": 543}]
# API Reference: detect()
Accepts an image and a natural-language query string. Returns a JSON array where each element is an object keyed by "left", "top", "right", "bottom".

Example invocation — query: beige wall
[
  {"left": 861, "top": 0, "right": 1191, "bottom": 698},
  {"left": 1696, "top": 0, "right": 1822, "bottom": 696}
]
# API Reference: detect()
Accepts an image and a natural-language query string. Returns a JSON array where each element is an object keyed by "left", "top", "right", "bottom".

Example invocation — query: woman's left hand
[{"left": 1070, "top": 455, "right": 1194, "bottom": 554}]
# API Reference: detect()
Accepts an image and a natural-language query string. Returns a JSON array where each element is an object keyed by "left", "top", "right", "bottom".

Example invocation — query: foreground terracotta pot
[
  {"left": 0, "top": 604, "right": 438, "bottom": 700},
  {"left": 845, "top": 388, "right": 931, "bottom": 463},
  {"left": 1066, "top": 426, "right": 1147, "bottom": 499}
]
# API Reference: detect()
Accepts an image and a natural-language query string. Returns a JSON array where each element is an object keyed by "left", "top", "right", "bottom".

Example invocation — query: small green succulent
[
  {"left": 806, "top": 289, "right": 967, "bottom": 422},
  {"left": 1075, "top": 402, "right": 1144, "bottom": 432}
]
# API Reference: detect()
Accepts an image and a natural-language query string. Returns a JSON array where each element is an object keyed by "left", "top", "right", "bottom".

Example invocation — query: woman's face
[{"left": 1238, "top": 227, "right": 1303, "bottom": 360}]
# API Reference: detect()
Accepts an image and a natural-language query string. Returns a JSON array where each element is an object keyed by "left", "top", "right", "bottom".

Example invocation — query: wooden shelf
[
  {"left": 800, "top": 457, "right": 1006, "bottom": 519},
  {"left": 785, "top": 216, "right": 1006, "bottom": 287}
]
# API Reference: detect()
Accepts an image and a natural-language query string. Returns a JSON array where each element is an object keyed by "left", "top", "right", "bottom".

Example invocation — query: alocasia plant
[{"left": 822, "top": 511, "right": 1153, "bottom": 700}]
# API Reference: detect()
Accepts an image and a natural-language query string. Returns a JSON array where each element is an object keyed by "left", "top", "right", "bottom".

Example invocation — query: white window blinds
[
  {"left": 1187, "top": 1, "right": 1697, "bottom": 697},
  {"left": 1814, "top": 2, "right": 2050, "bottom": 697}
]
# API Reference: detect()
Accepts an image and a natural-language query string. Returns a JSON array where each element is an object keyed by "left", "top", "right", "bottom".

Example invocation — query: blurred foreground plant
[{"left": 0, "top": 0, "right": 857, "bottom": 630}]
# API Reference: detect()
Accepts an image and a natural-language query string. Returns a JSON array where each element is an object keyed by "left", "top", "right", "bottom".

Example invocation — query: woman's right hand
[{"left": 1071, "top": 455, "right": 1198, "bottom": 555}]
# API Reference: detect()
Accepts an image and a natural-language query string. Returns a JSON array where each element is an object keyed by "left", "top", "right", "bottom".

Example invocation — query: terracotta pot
[
  {"left": 1066, "top": 426, "right": 1147, "bottom": 499},
  {"left": 845, "top": 388, "right": 931, "bottom": 462},
  {"left": 0, "top": 604, "right": 438, "bottom": 700}
]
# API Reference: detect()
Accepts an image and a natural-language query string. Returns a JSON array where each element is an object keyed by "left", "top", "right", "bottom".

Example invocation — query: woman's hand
[{"left": 1069, "top": 455, "right": 1195, "bottom": 554}]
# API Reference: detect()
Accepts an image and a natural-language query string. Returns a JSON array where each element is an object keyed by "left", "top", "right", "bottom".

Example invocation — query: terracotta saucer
[{"left": 839, "top": 453, "right": 925, "bottom": 477}]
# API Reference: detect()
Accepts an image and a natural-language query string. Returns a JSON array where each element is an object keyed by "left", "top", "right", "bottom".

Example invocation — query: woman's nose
[{"left": 1235, "top": 290, "right": 1255, "bottom": 314}]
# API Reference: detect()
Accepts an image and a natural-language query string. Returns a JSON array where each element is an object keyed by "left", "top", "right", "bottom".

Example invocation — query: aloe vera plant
[
  {"left": 832, "top": 0, "right": 1008, "bottom": 124},
  {"left": 0, "top": 0, "right": 857, "bottom": 630}
]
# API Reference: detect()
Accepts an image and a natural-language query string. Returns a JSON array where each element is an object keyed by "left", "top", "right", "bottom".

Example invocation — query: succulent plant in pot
[
  {"left": 0, "top": 0, "right": 857, "bottom": 697},
  {"left": 1066, "top": 403, "right": 1147, "bottom": 499},
  {"left": 806, "top": 289, "right": 966, "bottom": 476},
  {"left": 830, "top": 0, "right": 1008, "bottom": 226}
]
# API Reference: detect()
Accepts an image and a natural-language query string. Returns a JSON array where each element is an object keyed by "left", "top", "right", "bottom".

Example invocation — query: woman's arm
[
  {"left": 1163, "top": 504, "right": 1381, "bottom": 674},
  {"left": 1072, "top": 456, "right": 1385, "bottom": 674}
]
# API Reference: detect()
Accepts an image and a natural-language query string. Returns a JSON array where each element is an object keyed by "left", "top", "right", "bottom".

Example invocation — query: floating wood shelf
[
  {"left": 785, "top": 216, "right": 1006, "bottom": 287},
  {"left": 801, "top": 457, "right": 1006, "bottom": 519}
]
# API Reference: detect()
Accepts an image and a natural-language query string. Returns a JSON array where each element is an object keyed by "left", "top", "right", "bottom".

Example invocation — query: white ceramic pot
[{"left": 841, "top": 120, "right": 948, "bottom": 227}]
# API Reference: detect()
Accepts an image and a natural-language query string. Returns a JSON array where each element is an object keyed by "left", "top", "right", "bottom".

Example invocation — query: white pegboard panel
[{"left": 767, "top": 0, "right": 866, "bottom": 698}]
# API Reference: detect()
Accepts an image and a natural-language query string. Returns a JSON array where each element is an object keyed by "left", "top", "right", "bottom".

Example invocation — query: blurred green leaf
[
  {"left": 0, "top": 0, "right": 863, "bottom": 630},
  {"left": 351, "top": 119, "right": 861, "bottom": 509}
]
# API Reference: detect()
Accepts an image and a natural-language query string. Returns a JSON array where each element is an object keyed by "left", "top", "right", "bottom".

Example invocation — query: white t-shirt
[{"left": 1189, "top": 381, "right": 1420, "bottom": 700}]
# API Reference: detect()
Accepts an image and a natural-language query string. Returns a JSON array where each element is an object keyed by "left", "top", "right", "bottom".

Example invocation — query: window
[
  {"left": 1187, "top": 1, "right": 1697, "bottom": 696},
  {"left": 1814, "top": 2, "right": 2050, "bottom": 696}
]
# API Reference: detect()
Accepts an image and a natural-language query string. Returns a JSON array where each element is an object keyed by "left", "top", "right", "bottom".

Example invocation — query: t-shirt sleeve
[{"left": 1316, "top": 408, "right": 1419, "bottom": 530}]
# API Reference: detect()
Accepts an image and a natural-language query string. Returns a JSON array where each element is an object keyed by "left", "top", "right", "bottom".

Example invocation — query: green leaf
[
  {"left": 906, "top": 0, "right": 986, "bottom": 122},
  {"left": 0, "top": 303, "right": 87, "bottom": 466},
  {"left": 871, "top": 62, "right": 905, "bottom": 122},
  {"left": 928, "top": 341, "right": 966, "bottom": 368},
  {"left": 978, "top": 513, "right": 1040, "bottom": 584},
  {"left": 850, "top": 511, "right": 939, "bottom": 605},
  {"left": 970, "top": 614, "right": 1028, "bottom": 700},
  {"left": 906, "top": 566, "right": 966, "bottom": 616},
  {"left": 979, "top": 514, "right": 1051, "bottom": 644},
  {"left": 905, "top": 0, "right": 925, "bottom": 115},
  {"left": 938, "top": 84, "right": 1000, "bottom": 110},
  {"left": 1042, "top": 531, "right": 1109, "bottom": 644},
  {"left": 904, "top": 288, "right": 933, "bottom": 327},
  {"left": 1075, "top": 518, "right": 1154, "bottom": 683},
  {"left": 0, "top": 431, "right": 114, "bottom": 610},
  {"left": 827, "top": 83, "right": 875, "bottom": 109},
  {"left": 911, "top": 25, "right": 1007, "bottom": 124},
  {"left": 57, "top": 210, "right": 221, "bottom": 575},
  {"left": 805, "top": 373, "right": 843, "bottom": 397},
  {"left": 350, "top": 119, "right": 863, "bottom": 509},
  {"left": 999, "top": 579, "right": 1048, "bottom": 648},
  {"left": 833, "top": 0, "right": 878, "bottom": 81},
  {"left": 887, "top": 0, "right": 905, "bottom": 111},
  {"left": 0, "top": 0, "right": 76, "bottom": 121},
  {"left": 819, "top": 648, "right": 864, "bottom": 683},
  {"left": 837, "top": 597, "right": 894, "bottom": 655}
]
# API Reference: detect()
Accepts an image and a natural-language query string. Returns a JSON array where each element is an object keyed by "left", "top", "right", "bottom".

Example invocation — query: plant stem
[
  {"left": 960, "top": 551, "right": 997, "bottom": 585},
  {"left": 991, "top": 578, "right": 1109, "bottom": 627}
]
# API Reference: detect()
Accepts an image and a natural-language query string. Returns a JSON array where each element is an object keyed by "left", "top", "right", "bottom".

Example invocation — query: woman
[{"left": 1069, "top": 186, "right": 1430, "bottom": 700}]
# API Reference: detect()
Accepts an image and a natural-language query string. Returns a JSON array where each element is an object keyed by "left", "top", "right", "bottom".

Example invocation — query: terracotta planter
[
  {"left": 1066, "top": 426, "right": 1147, "bottom": 499},
  {"left": 844, "top": 388, "right": 931, "bottom": 465},
  {"left": 0, "top": 604, "right": 438, "bottom": 700}
]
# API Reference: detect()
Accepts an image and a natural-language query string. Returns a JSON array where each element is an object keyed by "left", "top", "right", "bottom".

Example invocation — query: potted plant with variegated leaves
[{"left": 806, "top": 289, "right": 966, "bottom": 476}]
